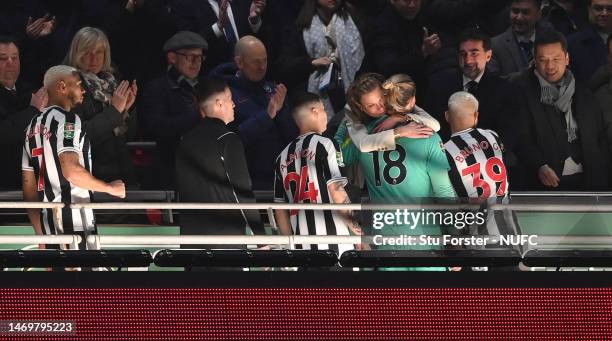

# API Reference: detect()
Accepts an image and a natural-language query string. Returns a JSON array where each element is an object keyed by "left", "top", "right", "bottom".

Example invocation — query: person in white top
[{"left": 342, "top": 73, "right": 440, "bottom": 153}]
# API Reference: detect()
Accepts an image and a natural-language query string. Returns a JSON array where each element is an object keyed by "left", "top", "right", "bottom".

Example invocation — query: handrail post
[
  {"left": 166, "top": 190, "right": 174, "bottom": 224},
  {"left": 267, "top": 206, "right": 277, "bottom": 230},
  {"left": 80, "top": 207, "right": 97, "bottom": 250},
  {"left": 52, "top": 206, "right": 63, "bottom": 234},
  {"left": 71, "top": 234, "right": 80, "bottom": 250}
]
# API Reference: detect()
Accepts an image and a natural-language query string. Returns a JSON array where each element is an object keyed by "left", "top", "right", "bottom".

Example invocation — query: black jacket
[
  {"left": 176, "top": 117, "right": 264, "bottom": 248},
  {"left": 0, "top": 81, "right": 38, "bottom": 189},
  {"left": 424, "top": 69, "right": 520, "bottom": 151},
  {"left": 512, "top": 68, "right": 610, "bottom": 190},
  {"left": 210, "top": 63, "right": 299, "bottom": 190},
  {"left": 372, "top": 5, "right": 428, "bottom": 86},
  {"left": 568, "top": 24, "right": 609, "bottom": 83},
  {"left": 72, "top": 73, "right": 135, "bottom": 184},
  {"left": 137, "top": 73, "right": 201, "bottom": 189}
]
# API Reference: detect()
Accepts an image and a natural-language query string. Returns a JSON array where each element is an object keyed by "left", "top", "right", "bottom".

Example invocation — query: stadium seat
[
  {"left": 339, "top": 249, "right": 522, "bottom": 268},
  {"left": 153, "top": 249, "right": 339, "bottom": 268},
  {"left": 0, "top": 250, "right": 152, "bottom": 268},
  {"left": 522, "top": 249, "right": 612, "bottom": 267}
]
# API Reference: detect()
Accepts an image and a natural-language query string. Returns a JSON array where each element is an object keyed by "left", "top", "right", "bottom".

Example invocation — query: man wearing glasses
[
  {"left": 138, "top": 31, "right": 208, "bottom": 189},
  {"left": 568, "top": 0, "right": 612, "bottom": 81}
]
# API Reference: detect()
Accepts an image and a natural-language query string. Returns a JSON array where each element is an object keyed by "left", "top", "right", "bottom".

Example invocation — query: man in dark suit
[
  {"left": 425, "top": 28, "right": 524, "bottom": 187},
  {"left": 490, "top": 0, "right": 549, "bottom": 76},
  {"left": 513, "top": 30, "right": 610, "bottom": 190},
  {"left": 170, "top": 0, "right": 267, "bottom": 72},
  {"left": 0, "top": 36, "right": 46, "bottom": 190},
  {"left": 425, "top": 29, "right": 520, "bottom": 147},
  {"left": 567, "top": 0, "right": 611, "bottom": 82},
  {"left": 176, "top": 77, "right": 264, "bottom": 250}
]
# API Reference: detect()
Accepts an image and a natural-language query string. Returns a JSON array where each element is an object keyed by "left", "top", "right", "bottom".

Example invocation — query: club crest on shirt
[
  {"left": 64, "top": 122, "right": 75, "bottom": 139},
  {"left": 336, "top": 150, "right": 345, "bottom": 167}
]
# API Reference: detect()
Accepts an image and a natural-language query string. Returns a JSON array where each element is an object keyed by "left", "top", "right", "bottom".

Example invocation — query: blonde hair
[
  {"left": 64, "top": 27, "right": 112, "bottom": 73},
  {"left": 447, "top": 91, "right": 479, "bottom": 117},
  {"left": 43, "top": 65, "right": 78, "bottom": 90},
  {"left": 382, "top": 74, "right": 416, "bottom": 113}
]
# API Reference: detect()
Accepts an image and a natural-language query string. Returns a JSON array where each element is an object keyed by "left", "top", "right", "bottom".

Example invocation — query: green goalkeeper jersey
[
  {"left": 336, "top": 116, "right": 457, "bottom": 270},
  {"left": 335, "top": 116, "right": 456, "bottom": 204}
]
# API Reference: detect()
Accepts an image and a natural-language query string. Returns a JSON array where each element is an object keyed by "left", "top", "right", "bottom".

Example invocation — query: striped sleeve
[
  {"left": 22, "top": 121, "right": 34, "bottom": 171},
  {"left": 323, "top": 139, "right": 347, "bottom": 187},
  {"left": 57, "top": 113, "right": 82, "bottom": 154},
  {"left": 273, "top": 155, "right": 287, "bottom": 203},
  {"left": 21, "top": 144, "right": 33, "bottom": 171}
]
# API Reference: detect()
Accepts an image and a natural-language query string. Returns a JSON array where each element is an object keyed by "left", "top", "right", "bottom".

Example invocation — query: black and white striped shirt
[
  {"left": 444, "top": 128, "right": 509, "bottom": 200},
  {"left": 274, "top": 132, "right": 353, "bottom": 255},
  {"left": 22, "top": 106, "right": 95, "bottom": 235}
]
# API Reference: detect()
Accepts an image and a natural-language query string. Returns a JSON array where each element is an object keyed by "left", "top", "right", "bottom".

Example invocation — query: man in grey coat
[{"left": 490, "top": 0, "right": 549, "bottom": 77}]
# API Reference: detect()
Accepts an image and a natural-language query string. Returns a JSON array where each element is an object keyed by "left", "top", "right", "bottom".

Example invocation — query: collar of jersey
[
  {"left": 296, "top": 131, "right": 316, "bottom": 139},
  {"left": 451, "top": 127, "right": 475, "bottom": 137}
]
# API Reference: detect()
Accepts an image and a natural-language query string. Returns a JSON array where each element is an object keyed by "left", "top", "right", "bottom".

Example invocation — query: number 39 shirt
[
  {"left": 443, "top": 128, "right": 509, "bottom": 200},
  {"left": 22, "top": 106, "right": 95, "bottom": 236},
  {"left": 274, "top": 132, "right": 353, "bottom": 254}
]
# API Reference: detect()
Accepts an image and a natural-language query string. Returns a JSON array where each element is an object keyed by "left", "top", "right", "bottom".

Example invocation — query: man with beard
[
  {"left": 22, "top": 65, "right": 125, "bottom": 251},
  {"left": 424, "top": 28, "right": 524, "bottom": 188}
]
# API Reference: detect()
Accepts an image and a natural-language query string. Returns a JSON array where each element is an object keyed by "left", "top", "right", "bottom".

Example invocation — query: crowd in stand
[{"left": 1, "top": 0, "right": 611, "bottom": 195}]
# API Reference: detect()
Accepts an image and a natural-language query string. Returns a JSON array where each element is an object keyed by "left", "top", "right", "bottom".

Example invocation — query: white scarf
[{"left": 303, "top": 13, "right": 365, "bottom": 117}]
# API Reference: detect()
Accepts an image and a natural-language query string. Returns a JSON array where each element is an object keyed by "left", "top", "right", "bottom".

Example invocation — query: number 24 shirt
[{"left": 274, "top": 132, "right": 353, "bottom": 254}]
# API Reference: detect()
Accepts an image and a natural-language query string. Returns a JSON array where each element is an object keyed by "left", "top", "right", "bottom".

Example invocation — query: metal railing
[{"left": 1, "top": 195, "right": 612, "bottom": 249}]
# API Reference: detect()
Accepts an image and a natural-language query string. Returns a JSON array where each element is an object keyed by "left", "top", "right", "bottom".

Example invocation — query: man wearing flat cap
[{"left": 138, "top": 31, "right": 208, "bottom": 189}]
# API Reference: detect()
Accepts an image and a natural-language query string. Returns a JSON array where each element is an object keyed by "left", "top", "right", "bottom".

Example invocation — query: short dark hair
[
  {"left": 458, "top": 28, "right": 492, "bottom": 51},
  {"left": 534, "top": 29, "right": 568, "bottom": 55},
  {"left": 196, "top": 77, "right": 228, "bottom": 104},
  {"left": 511, "top": 0, "right": 542, "bottom": 8},
  {"left": 0, "top": 35, "right": 20, "bottom": 49},
  {"left": 290, "top": 91, "right": 322, "bottom": 118}
]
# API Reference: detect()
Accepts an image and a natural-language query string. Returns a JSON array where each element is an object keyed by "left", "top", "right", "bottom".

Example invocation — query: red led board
[{"left": 1, "top": 288, "right": 611, "bottom": 340}]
